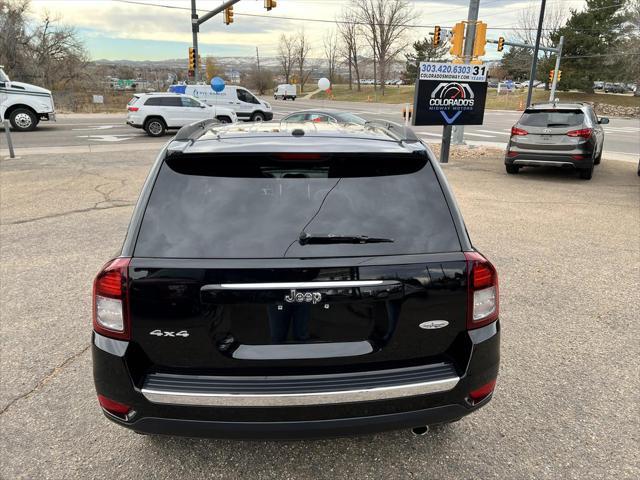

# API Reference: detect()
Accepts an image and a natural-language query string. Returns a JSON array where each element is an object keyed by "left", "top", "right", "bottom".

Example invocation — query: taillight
[
  {"left": 97, "top": 394, "right": 132, "bottom": 418},
  {"left": 127, "top": 106, "right": 139, "bottom": 112},
  {"left": 511, "top": 126, "right": 528, "bottom": 136},
  {"left": 465, "top": 251, "right": 499, "bottom": 329},
  {"left": 93, "top": 257, "right": 131, "bottom": 340},
  {"left": 566, "top": 128, "right": 592, "bottom": 139}
]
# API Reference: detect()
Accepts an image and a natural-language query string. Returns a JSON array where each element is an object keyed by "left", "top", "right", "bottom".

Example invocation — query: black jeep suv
[{"left": 92, "top": 121, "right": 500, "bottom": 439}]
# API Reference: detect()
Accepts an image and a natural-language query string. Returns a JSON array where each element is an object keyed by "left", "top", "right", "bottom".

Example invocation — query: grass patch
[{"left": 311, "top": 84, "right": 640, "bottom": 110}]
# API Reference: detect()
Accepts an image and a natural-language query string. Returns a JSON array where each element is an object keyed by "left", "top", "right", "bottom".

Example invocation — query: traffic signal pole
[
  {"left": 191, "top": 0, "right": 242, "bottom": 82},
  {"left": 549, "top": 35, "right": 564, "bottom": 102},
  {"left": 525, "top": 0, "right": 546, "bottom": 108},
  {"left": 451, "top": 0, "right": 480, "bottom": 147}
]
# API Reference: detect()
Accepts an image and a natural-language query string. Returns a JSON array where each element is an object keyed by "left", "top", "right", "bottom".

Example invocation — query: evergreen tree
[
  {"left": 402, "top": 37, "right": 449, "bottom": 84},
  {"left": 500, "top": 47, "right": 533, "bottom": 81},
  {"left": 553, "top": 0, "right": 628, "bottom": 92}
]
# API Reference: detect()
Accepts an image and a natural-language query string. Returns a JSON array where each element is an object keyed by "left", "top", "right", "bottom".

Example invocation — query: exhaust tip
[{"left": 411, "top": 426, "right": 429, "bottom": 436}]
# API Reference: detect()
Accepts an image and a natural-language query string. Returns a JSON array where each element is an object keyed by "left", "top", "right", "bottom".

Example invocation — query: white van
[
  {"left": 274, "top": 84, "right": 297, "bottom": 100},
  {"left": 168, "top": 84, "right": 273, "bottom": 121},
  {"left": 0, "top": 65, "right": 56, "bottom": 131}
]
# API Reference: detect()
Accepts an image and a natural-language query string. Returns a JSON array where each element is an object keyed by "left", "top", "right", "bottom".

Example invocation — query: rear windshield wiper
[{"left": 299, "top": 232, "right": 394, "bottom": 245}]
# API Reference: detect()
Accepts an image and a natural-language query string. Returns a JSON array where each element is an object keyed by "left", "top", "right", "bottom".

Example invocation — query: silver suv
[{"left": 505, "top": 102, "right": 609, "bottom": 180}]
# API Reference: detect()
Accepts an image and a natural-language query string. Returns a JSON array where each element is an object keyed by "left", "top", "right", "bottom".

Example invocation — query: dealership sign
[{"left": 412, "top": 62, "right": 488, "bottom": 126}]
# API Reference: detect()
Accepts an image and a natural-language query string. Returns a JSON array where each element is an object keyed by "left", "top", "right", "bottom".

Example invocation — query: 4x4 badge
[
  {"left": 284, "top": 289, "right": 322, "bottom": 304},
  {"left": 419, "top": 320, "right": 449, "bottom": 330}
]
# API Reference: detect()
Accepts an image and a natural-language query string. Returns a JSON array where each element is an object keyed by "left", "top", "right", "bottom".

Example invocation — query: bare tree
[
  {"left": 294, "top": 29, "right": 312, "bottom": 93},
  {"left": 0, "top": 1, "right": 88, "bottom": 89},
  {"left": 352, "top": 0, "right": 414, "bottom": 95},
  {"left": 515, "top": 2, "right": 566, "bottom": 50},
  {"left": 277, "top": 33, "right": 295, "bottom": 83},
  {"left": 337, "top": 8, "right": 362, "bottom": 91},
  {"left": 323, "top": 29, "right": 339, "bottom": 83}
]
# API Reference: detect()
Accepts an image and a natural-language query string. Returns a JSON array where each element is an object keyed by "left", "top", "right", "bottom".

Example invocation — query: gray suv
[{"left": 505, "top": 103, "right": 609, "bottom": 180}]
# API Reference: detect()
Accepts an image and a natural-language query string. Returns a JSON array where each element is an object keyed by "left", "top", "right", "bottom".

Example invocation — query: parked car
[
  {"left": 126, "top": 93, "right": 237, "bottom": 137},
  {"left": 604, "top": 83, "right": 626, "bottom": 94},
  {"left": 0, "top": 65, "right": 56, "bottom": 131},
  {"left": 92, "top": 121, "right": 500, "bottom": 439},
  {"left": 169, "top": 84, "right": 273, "bottom": 122},
  {"left": 273, "top": 84, "right": 297, "bottom": 100},
  {"left": 282, "top": 109, "right": 366, "bottom": 125},
  {"left": 505, "top": 102, "right": 608, "bottom": 180}
]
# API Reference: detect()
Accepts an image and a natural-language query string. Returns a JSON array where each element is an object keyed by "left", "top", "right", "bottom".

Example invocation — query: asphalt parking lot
[{"left": 1, "top": 146, "right": 638, "bottom": 479}]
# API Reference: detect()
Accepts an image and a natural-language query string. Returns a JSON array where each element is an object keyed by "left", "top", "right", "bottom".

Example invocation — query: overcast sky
[{"left": 29, "top": 0, "right": 586, "bottom": 60}]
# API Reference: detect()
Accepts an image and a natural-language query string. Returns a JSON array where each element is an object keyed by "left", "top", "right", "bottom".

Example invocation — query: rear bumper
[
  {"left": 92, "top": 321, "right": 500, "bottom": 439},
  {"left": 123, "top": 404, "right": 471, "bottom": 439},
  {"left": 505, "top": 145, "right": 595, "bottom": 169}
]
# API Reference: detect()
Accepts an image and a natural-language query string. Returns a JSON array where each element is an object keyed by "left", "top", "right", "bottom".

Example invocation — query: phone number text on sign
[{"left": 419, "top": 62, "right": 488, "bottom": 82}]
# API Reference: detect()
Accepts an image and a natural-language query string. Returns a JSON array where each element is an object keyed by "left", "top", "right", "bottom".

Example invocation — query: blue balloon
[{"left": 211, "top": 76, "right": 225, "bottom": 92}]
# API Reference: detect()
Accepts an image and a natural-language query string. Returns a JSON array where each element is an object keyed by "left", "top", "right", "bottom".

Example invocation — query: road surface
[{"left": 2, "top": 98, "right": 639, "bottom": 161}]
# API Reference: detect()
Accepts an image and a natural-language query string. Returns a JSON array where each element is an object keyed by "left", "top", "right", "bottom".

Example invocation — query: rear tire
[
  {"left": 9, "top": 108, "right": 38, "bottom": 131},
  {"left": 506, "top": 164, "right": 520, "bottom": 174},
  {"left": 579, "top": 165, "right": 594, "bottom": 180},
  {"left": 144, "top": 117, "right": 166, "bottom": 137},
  {"left": 216, "top": 116, "right": 232, "bottom": 124},
  {"left": 594, "top": 150, "right": 602, "bottom": 165}
]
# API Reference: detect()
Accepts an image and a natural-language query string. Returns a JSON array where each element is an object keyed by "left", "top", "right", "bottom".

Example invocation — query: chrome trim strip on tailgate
[
  {"left": 141, "top": 377, "right": 460, "bottom": 407},
  {"left": 513, "top": 160, "right": 575, "bottom": 167},
  {"left": 202, "top": 280, "right": 397, "bottom": 291}
]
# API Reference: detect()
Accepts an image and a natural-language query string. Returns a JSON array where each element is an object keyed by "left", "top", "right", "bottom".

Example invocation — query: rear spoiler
[{"left": 167, "top": 118, "right": 220, "bottom": 154}]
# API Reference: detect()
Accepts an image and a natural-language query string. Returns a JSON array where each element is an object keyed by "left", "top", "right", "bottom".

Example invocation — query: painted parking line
[{"left": 415, "top": 131, "right": 442, "bottom": 138}]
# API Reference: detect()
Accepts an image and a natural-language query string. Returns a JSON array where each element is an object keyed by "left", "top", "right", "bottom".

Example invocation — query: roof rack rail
[
  {"left": 364, "top": 120, "right": 420, "bottom": 143},
  {"left": 173, "top": 118, "right": 220, "bottom": 142}
]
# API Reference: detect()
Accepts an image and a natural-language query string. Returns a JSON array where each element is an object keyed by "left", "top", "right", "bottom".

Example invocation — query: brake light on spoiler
[{"left": 465, "top": 252, "right": 499, "bottom": 329}]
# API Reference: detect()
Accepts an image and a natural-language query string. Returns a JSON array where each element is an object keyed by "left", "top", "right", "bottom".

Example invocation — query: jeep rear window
[
  {"left": 134, "top": 153, "right": 460, "bottom": 258},
  {"left": 519, "top": 110, "right": 584, "bottom": 127}
]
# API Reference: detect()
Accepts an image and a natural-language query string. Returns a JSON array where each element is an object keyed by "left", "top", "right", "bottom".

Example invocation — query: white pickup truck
[{"left": 0, "top": 66, "right": 56, "bottom": 131}]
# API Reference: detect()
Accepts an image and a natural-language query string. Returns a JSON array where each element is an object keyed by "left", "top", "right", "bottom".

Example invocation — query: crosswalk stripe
[
  {"left": 476, "top": 129, "right": 510, "bottom": 135},
  {"left": 464, "top": 132, "right": 495, "bottom": 138},
  {"left": 415, "top": 131, "right": 441, "bottom": 137}
]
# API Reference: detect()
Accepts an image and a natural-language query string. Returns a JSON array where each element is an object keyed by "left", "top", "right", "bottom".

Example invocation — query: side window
[
  {"left": 181, "top": 97, "right": 201, "bottom": 108},
  {"left": 238, "top": 89, "right": 260, "bottom": 104},
  {"left": 236, "top": 89, "right": 250, "bottom": 103},
  {"left": 144, "top": 97, "right": 162, "bottom": 106},
  {"left": 160, "top": 97, "right": 182, "bottom": 107},
  {"left": 284, "top": 113, "right": 306, "bottom": 122},
  {"left": 308, "top": 114, "right": 334, "bottom": 123}
]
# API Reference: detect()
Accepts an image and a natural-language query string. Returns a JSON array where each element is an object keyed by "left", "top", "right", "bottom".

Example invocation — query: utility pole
[
  {"left": 548, "top": 35, "right": 564, "bottom": 102},
  {"left": 451, "top": 0, "right": 480, "bottom": 147},
  {"left": 525, "top": 0, "right": 546, "bottom": 108},
  {"left": 256, "top": 46, "right": 262, "bottom": 94}
]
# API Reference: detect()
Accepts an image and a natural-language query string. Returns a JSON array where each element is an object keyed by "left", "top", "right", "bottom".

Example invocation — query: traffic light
[
  {"left": 433, "top": 25, "right": 441, "bottom": 47},
  {"left": 549, "top": 70, "right": 555, "bottom": 83},
  {"left": 223, "top": 6, "right": 234, "bottom": 24},
  {"left": 188, "top": 47, "right": 196, "bottom": 71},
  {"left": 557, "top": 70, "right": 562, "bottom": 82},
  {"left": 449, "top": 22, "right": 465, "bottom": 58},
  {"left": 497, "top": 37, "right": 505, "bottom": 52},
  {"left": 264, "top": 0, "right": 277, "bottom": 10},
  {"left": 473, "top": 21, "right": 487, "bottom": 57}
]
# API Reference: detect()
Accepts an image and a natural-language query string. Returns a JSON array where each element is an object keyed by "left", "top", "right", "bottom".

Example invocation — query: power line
[{"left": 110, "top": 0, "right": 638, "bottom": 33}]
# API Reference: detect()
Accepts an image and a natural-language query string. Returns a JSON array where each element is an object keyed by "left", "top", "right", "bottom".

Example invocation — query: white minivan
[
  {"left": 274, "top": 84, "right": 297, "bottom": 100},
  {"left": 168, "top": 84, "right": 273, "bottom": 121}
]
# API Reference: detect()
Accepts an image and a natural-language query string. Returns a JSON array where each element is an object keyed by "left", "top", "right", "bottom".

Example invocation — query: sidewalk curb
[{"left": 1, "top": 142, "right": 161, "bottom": 158}]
